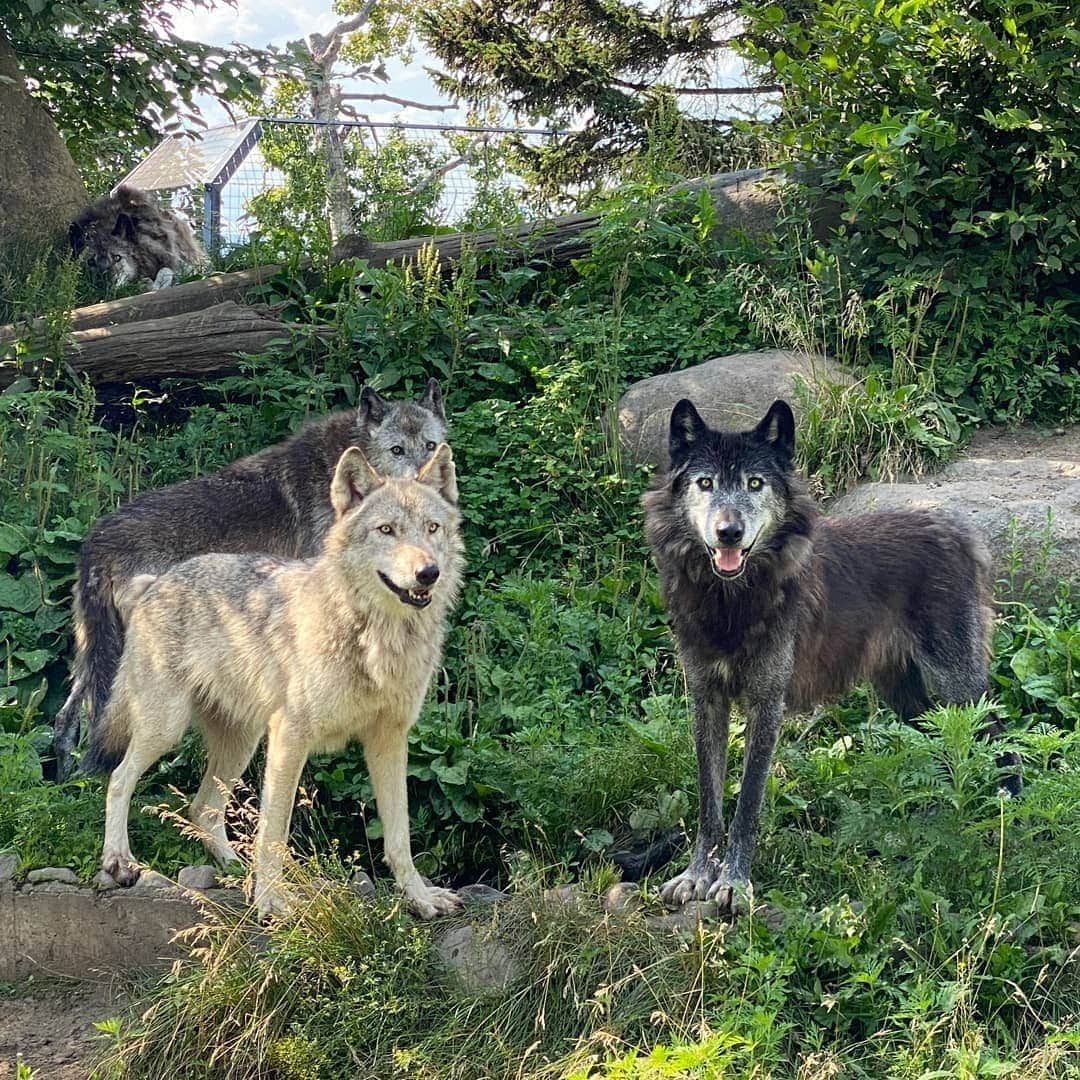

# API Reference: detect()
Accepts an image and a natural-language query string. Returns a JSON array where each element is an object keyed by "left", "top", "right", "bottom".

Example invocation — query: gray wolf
[
  {"left": 87, "top": 444, "right": 463, "bottom": 920},
  {"left": 68, "top": 185, "right": 210, "bottom": 290},
  {"left": 643, "top": 399, "right": 1004, "bottom": 913},
  {"left": 53, "top": 380, "right": 447, "bottom": 778}
]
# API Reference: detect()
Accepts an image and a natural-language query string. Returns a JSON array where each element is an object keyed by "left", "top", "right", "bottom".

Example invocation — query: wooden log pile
[{"left": 0, "top": 169, "right": 795, "bottom": 385}]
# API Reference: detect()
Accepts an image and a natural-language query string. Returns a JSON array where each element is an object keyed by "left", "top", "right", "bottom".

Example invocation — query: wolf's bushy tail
[{"left": 54, "top": 549, "right": 128, "bottom": 776}]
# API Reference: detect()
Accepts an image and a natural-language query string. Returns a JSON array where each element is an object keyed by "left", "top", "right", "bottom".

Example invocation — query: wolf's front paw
[
  {"left": 253, "top": 880, "right": 297, "bottom": 921},
  {"left": 659, "top": 859, "right": 723, "bottom": 907},
  {"left": 408, "top": 885, "right": 460, "bottom": 920},
  {"left": 101, "top": 852, "right": 141, "bottom": 887},
  {"left": 706, "top": 867, "right": 752, "bottom": 916}
]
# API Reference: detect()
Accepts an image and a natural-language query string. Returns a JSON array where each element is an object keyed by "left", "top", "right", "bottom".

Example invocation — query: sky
[{"left": 170, "top": 0, "right": 757, "bottom": 132}]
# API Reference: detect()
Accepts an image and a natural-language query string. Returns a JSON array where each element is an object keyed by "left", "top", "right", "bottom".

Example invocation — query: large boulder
[
  {"left": 830, "top": 427, "right": 1080, "bottom": 578},
  {"left": 618, "top": 350, "right": 851, "bottom": 468}
]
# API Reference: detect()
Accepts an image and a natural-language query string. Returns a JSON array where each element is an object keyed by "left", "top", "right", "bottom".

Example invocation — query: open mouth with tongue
[{"left": 707, "top": 540, "right": 754, "bottom": 579}]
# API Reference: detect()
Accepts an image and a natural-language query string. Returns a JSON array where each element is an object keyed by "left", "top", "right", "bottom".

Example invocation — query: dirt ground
[
  {"left": 966, "top": 423, "right": 1079, "bottom": 462},
  {"left": 0, "top": 981, "right": 127, "bottom": 1080}
]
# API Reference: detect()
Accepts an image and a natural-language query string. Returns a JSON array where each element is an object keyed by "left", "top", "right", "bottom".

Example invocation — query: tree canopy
[{"left": 1, "top": 0, "right": 268, "bottom": 188}]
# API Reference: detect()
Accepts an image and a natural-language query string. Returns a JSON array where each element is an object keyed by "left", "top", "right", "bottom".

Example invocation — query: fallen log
[{"left": 61, "top": 301, "right": 333, "bottom": 382}]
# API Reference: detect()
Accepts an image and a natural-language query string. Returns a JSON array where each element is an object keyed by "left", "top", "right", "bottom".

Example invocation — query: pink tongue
[{"left": 713, "top": 547, "right": 743, "bottom": 573}]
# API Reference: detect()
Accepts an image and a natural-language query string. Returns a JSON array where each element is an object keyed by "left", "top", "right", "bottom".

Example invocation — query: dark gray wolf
[
  {"left": 87, "top": 444, "right": 463, "bottom": 919},
  {"left": 68, "top": 185, "right": 210, "bottom": 290},
  {"left": 643, "top": 399, "right": 1002, "bottom": 913},
  {"left": 53, "top": 381, "right": 447, "bottom": 778}
]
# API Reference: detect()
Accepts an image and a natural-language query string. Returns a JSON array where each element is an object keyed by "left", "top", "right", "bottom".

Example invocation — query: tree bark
[
  {"left": 5, "top": 302, "right": 333, "bottom": 384},
  {"left": 0, "top": 30, "right": 88, "bottom": 250}
]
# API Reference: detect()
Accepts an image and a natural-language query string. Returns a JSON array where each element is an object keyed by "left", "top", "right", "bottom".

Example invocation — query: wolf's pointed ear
[
  {"left": 669, "top": 399, "right": 708, "bottom": 466},
  {"left": 358, "top": 385, "right": 387, "bottom": 425},
  {"left": 331, "top": 447, "right": 382, "bottom": 517},
  {"left": 416, "top": 442, "right": 458, "bottom": 505},
  {"left": 112, "top": 213, "right": 137, "bottom": 242},
  {"left": 417, "top": 377, "right": 446, "bottom": 422},
  {"left": 754, "top": 400, "right": 796, "bottom": 462}
]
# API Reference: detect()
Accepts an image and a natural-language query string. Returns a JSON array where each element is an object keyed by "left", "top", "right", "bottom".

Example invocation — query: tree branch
[
  {"left": 611, "top": 77, "right": 783, "bottom": 96},
  {"left": 339, "top": 93, "right": 456, "bottom": 111},
  {"left": 324, "top": 1, "right": 378, "bottom": 46}
]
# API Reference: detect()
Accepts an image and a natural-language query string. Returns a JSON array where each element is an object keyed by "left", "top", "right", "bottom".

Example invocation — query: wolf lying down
[
  {"left": 88, "top": 445, "right": 463, "bottom": 920},
  {"left": 643, "top": 399, "right": 1014, "bottom": 913},
  {"left": 53, "top": 380, "right": 447, "bottom": 779},
  {"left": 69, "top": 186, "right": 211, "bottom": 291}
]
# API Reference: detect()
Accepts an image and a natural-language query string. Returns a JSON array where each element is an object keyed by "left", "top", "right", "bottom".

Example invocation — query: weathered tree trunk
[{"left": 0, "top": 30, "right": 88, "bottom": 250}]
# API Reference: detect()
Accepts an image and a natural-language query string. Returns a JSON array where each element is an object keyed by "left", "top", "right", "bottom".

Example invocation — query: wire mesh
[{"left": 138, "top": 119, "right": 557, "bottom": 251}]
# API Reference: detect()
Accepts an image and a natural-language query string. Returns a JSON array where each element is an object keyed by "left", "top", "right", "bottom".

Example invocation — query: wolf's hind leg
[
  {"left": 914, "top": 621, "right": 1023, "bottom": 796},
  {"left": 189, "top": 717, "right": 260, "bottom": 867},
  {"left": 102, "top": 692, "right": 194, "bottom": 886},
  {"left": 873, "top": 659, "right": 932, "bottom": 721}
]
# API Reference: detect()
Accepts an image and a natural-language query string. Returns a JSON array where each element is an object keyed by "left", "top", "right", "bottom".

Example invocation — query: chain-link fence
[{"left": 131, "top": 118, "right": 558, "bottom": 251}]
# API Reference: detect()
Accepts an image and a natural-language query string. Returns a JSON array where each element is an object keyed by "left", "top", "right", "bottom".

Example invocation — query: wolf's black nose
[
  {"left": 416, "top": 563, "right": 440, "bottom": 586},
  {"left": 715, "top": 521, "right": 744, "bottom": 545}
]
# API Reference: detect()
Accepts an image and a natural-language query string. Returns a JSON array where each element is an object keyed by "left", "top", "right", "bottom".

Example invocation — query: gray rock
[
  {"left": 434, "top": 924, "right": 522, "bottom": 995},
  {"left": 91, "top": 870, "right": 118, "bottom": 892},
  {"left": 177, "top": 865, "right": 218, "bottom": 892},
  {"left": 349, "top": 870, "right": 376, "bottom": 899},
  {"left": 543, "top": 883, "right": 581, "bottom": 908},
  {"left": 26, "top": 867, "right": 79, "bottom": 886},
  {"left": 0, "top": 852, "right": 17, "bottom": 883},
  {"left": 617, "top": 350, "right": 852, "bottom": 467},
  {"left": 602, "top": 882, "right": 642, "bottom": 915},
  {"left": 755, "top": 903, "right": 786, "bottom": 933},
  {"left": 129, "top": 870, "right": 174, "bottom": 893},
  {"left": 831, "top": 426, "right": 1080, "bottom": 578},
  {"left": 456, "top": 884, "right": 511, "bottom": 908},
  {"left": 25, "top": 880, "right": 81, "bottom": 895}
]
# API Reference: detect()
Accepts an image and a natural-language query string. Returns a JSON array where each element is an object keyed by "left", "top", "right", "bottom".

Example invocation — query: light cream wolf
[{"left": 86, "top": 444, "right": 463, "bottom": 920}]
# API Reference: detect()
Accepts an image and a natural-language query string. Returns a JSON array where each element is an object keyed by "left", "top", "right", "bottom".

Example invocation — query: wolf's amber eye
[
  {"left": 390, "top": 446, "right": 404, "bottom": 456},
  {"left": 377, "top": 524, "right": 393, "bottom": 535},
  {"left": 426, "top": 441, "right": 437, "bottom": 451},
  {"left": 696, "top": 477, "right": 713, "bottom": 491},
  {"left": 427, "top": 522, "right": 440, "bottom": 533},
  {"left": 747, "top": 477, "right": 764, "bottom": 491}
]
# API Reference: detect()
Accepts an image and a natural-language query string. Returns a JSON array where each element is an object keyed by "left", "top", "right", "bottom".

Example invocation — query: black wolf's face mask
[{"left": 668, "top": 399, "right": 796, "bottom": 579}]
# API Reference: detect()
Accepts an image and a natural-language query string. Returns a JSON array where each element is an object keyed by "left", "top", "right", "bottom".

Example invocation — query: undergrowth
[{"left": 1, "top": 183, "right": 1077, "bottom": 1078}]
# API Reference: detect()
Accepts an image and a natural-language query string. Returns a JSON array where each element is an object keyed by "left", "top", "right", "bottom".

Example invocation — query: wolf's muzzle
[{"left": 378, "top": 570, "right": 436, "bottom": 609}]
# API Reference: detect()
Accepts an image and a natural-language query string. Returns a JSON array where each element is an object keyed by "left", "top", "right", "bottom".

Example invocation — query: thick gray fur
[
  {"left": 53, "top": 380, "right": 447, "bottom": 777},
  {"left": 69, "top": 186, "right": 211, "bottom": 289}
]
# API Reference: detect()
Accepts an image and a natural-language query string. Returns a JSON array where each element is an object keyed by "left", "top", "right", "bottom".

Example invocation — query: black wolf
[
  {"left": 69, "top": 186, "right": 210, "bottom": 290},
  {"left": 53, "top": 381, "right": 447, "bottom": 778},
  {"left": 643, "top": 399, "right": 1003, "bottom": 913}
]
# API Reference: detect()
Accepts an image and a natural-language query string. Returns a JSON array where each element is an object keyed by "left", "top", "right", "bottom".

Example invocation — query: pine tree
[{"left": 421, "top": 0, "right": 780, "bottom": 191}]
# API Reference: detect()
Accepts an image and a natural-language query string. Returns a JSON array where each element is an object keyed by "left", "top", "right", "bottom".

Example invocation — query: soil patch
[{"left": 0, "top": 980, "right": 126, "bottom": 1080}]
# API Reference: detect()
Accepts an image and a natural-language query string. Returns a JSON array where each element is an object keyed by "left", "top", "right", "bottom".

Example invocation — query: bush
[{"left": 744, "top": 0, "right": 1080, "bottom": 422}]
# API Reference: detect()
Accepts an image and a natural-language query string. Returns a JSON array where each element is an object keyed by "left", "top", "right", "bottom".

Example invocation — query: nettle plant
[{"left": 744, "top": 0, "right": 1080, "bottom": 421}]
